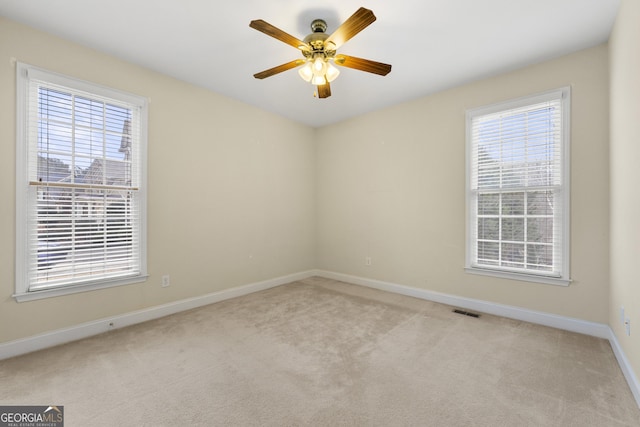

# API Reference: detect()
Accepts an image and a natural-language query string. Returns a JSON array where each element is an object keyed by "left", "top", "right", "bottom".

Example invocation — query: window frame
[
  {"left": 15, "top": 62, "right": 149, "bottom": 302},
  {"left": 465, "top": 87, "right": 571, "bottom": 286}
]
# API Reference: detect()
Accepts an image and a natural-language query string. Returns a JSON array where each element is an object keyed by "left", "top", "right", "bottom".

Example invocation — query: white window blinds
[
  {"left": 16, "top": 63, "right": 148, "bottom": 298},
  {"left": 466, "top": 88, "right": 570, "bottom": 285}
]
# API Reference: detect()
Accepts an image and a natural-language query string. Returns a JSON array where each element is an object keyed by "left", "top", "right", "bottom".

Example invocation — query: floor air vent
[{"left": 453, "top": 309, "right": 480, "bottom": 318}]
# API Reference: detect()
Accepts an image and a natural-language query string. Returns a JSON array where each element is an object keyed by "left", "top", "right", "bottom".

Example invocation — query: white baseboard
[
  {"left": 315, "top": 270, "right": 610, "bottom": 337},
  {"left": 314, "top": 270, "right": 640, "bottom": 408},
  {"left": 0, "top": 270, "right": 315, "bottom": 361},
  {"left": 607, "top": 327, "right": 640, "bottom": 408}
]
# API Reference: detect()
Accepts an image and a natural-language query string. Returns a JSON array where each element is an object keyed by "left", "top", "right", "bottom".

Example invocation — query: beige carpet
[{"left": 1, "top": 276, "right": 639, "bottom": 426}]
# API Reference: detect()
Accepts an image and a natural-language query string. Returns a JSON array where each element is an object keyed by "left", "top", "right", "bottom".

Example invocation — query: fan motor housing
[{"left": 310, "top": 19, "right": 327, "bottom": 33}]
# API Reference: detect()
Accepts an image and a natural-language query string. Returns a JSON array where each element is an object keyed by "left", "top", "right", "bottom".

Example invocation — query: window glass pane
[
  {"left": 75, "top": 128, "right": 104, "bottom": 158},
  {"left": 501, "top": 243, "right": 524, "bottom": 266},
  {"left": 526, "top": 244, "right": 553, "bottom": 271},
  {"left": 477, "top": 152, "right": 500, "bottom": 190},
  {"left": 106, "top": 133, "right": 124, "bottom": 160},
  {"left": 502, "top": 192, "right": 524, "bottom": 215},
  {"left": 478, "top": 242, "right": 499, "bottom": 265},
  {"left": 527, "top": 218, "right": 553, "bottom": 243},
  {"left": 478, "top": 217, "right": 499, "bottom": 240},
  {"left": 478, "top": 193, "right": 499, "bottom": 215},
  {"left": 105, "top": 104, "right": 130, "bottom": 132},
  {"left": 527, "top": 191, "right": 554, "bottom": 215},
  {"left": 38, "top": 122, "right": 72, "bottom": 154},
  {"left": 37, "top": 155, "right": 72, "bottom": 183},
  {"left": 501, "top": 218, "right": 524, "bottom": 241},
  {"left": 74, "top": 155, "right": 93, "bottom": 171},
  {"left": 75, "top": 96, "right": 104, "bottom": 130},
  {"left": 39, "top": 88, "right": 72, "bottom": 124}
]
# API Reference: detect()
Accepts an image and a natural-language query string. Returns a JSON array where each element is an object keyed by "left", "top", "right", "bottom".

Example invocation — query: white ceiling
[{"left": 0, "top": 0, "right": 620, "bottom": 127}]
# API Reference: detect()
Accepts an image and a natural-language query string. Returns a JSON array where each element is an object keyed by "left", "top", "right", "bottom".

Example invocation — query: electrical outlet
[
  {"left": 161, "top": 275, "right": 170, "bottom": 287},
  {"left": 365, "top": 257, "right": 372, "bottom": 266},
  {"left": 624, "top": 318, "right": 631, "bottom": 336}
]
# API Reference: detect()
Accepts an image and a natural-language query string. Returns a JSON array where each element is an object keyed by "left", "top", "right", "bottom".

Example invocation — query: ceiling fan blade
[
  {"left": 325, "top": 7, "right": 377, "bottom": 49},
  {"left": 317, "top": 82, "right": 331, "bottom": 98},
  {"left": 250, "top": 19, "right": 309, "bottom": 51},
  {"left": 334, "top": 54, "right": 392, "bottom": 76},
  {"left": 253, "top": 59, "right": 306, "bottom": 79}
]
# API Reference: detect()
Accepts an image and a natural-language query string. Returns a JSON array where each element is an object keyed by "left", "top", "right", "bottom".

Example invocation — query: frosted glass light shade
[
  {"left": 299, "top": 57, "right": 339, "bottom": 86},
  {"left": 325, "top": 63, "right": 340, "bottom": 82},
  {"left": 311, "top": 74, "right": 326, "bottom": 85},
  {"left": 298, "top": 62, "right": 313, "bottom": 82},
  {"left": 313, "top": 57, "right": 326, "bottom": 75}
]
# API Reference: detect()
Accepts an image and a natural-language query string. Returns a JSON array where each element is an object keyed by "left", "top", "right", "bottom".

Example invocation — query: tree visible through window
[
  {"left": 466, "top": 88, "right": 570, "bottom": 285},
  {"left": 16, "top": 63, "right": 147, "bottom": 299}
]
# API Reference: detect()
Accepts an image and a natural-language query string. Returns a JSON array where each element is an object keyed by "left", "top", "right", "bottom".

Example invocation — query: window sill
[
  {"left": 13, "top": 274, "right": 148, "bottom": 302},
  {"left": 464, "top": 266, "right": 571, "bottom": 286}
]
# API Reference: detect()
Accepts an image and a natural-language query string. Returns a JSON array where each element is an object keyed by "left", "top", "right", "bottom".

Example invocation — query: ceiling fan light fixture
[
  {"left": 311, "top": 74, "right": 326, "bottom": 86},
  {"left": 298, "top": 62, "right": 313, "bottom": 82},
  {"left": 312, "top": 57, "right": 327, "bottom": 75},
  {"left": 301, "top": 55, "right": 335, "bottom": 85},
  {"left": 251, "top": 8, "right": 392, "bottom": 98},
  {"left": 325, "top": 62, "right": 340, "bottom": 82}
]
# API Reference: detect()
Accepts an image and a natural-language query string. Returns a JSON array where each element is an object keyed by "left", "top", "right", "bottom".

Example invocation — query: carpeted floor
[{"left": 1, "top": 276, "right": 639, "bottom": 426}]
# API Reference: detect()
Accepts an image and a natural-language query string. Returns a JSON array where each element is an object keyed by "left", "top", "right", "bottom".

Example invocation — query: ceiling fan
[{"left": 250, "top": 7, "right": 392, "bottom": 99}]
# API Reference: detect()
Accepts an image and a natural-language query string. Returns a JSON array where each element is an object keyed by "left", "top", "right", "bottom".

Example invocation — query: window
[
  {"left": 15, "top": 63, "right": 148, "bottom": 301},
  {"left": 465, "top": 88, "right": 570, "bottom": 285}
]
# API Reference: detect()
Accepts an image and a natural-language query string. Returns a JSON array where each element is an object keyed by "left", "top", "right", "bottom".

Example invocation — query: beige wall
[
  {"left": 610, "top": 0, "right": 640, "bottom": 384},
  {"left": 317, "top": 45, "right": 610, "bottom": 323},
  {"left": 0, "top": 18, "right": 316, "bottom": 342}
]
